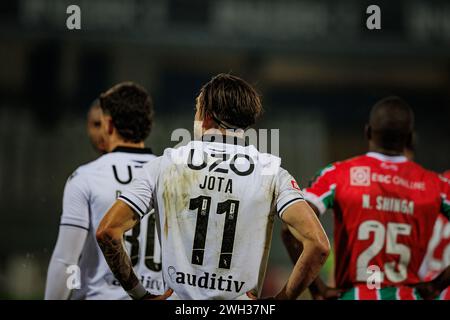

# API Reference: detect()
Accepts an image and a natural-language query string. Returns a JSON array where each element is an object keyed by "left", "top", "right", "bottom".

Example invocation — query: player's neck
[
  {"left": 107, "top": 139, "right": 145, "bottom": 152},
  {"left": 202, "top": 127, "right": 245, "bottom": 138},
  {"left": 368, "top": 144, "right": 404, "bottom": 157}
]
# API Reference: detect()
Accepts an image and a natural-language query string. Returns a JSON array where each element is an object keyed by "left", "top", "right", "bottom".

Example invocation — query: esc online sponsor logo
[
  {"left": 351, "top": 166, "right": 371, "bottom": 186},
  {"left": 350, "top": 166, "right": 426, "bottom": 191},
  {"left": 167, "top": 266, "right": 246, "bottom": 294}
]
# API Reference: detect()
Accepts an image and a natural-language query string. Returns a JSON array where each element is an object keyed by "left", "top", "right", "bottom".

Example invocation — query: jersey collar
[
  {"left": 112, "top": 146, "right": 153, "bottom": 154},
  {"left": 366, "top": 152, "right": 407, "bottom": 163}
]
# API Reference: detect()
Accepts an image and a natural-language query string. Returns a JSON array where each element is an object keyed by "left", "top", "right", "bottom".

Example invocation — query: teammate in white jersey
[
  {"left": 45, "top": 82, "right": 163, "bottom": 299},
  {"left": 96, "top": 74, "right": 330, "bottom": 300}
]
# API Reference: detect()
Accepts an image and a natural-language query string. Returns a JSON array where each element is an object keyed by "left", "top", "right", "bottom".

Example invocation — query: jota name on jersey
[
  {"left": 199, "top": 174, "right": 233, "bottom": 194},
  {"left": 362, "top": 194, "right": 414, "bottom": 215},
  {"left": 168, "top": 267, "right": 245, "bottom": 293}
]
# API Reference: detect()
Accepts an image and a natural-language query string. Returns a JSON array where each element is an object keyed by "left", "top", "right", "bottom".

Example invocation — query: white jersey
[
  {"left": 60, "top": 147, "right": 164, "bottom": 300},
  {"left": 119, "top": 136, "right": 305, "bottom": 299}
]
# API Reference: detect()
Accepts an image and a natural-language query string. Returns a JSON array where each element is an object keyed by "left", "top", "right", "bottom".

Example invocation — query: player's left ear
[{"left": 202, "top": 112, "right": 215, "bottom": 129}]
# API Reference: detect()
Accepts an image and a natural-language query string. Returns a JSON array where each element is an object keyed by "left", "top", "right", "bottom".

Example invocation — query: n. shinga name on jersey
[{"left": 362, "top": 194, "right": 414, "bottom": 215}]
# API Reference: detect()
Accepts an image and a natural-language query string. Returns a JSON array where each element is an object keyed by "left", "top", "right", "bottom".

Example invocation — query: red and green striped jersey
[
  {"left": 340, "top": 285, "right": 422, "bottom": 300},
  {"left": 304, "top": 153, "right": 450, "bottom": 293},
  {"left": 340, "top": 284, "right": 450, "bottom": 300}
]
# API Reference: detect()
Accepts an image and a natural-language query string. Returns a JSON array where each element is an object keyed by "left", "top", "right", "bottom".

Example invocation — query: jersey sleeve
[
  {"left": 274, "top": 167, "right": 305, "bottom": 218},
  {"left": 60, "top": 171, "right": 90, "bottom": 231},
  {"left": 303, "top": 163, "right": 338, "bottom": 216},
  {"left": 118, "top": 157, "right": 161, "bottom": 218},
  {"left": 439, "top": 176, "right": 450, "bottom": 220}
]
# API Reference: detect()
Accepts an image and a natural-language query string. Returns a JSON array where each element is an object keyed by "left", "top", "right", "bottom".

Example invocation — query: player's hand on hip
[
  {"left": 242, "top": 290, "right": 275, "bottom": 300},
  {"left": 414, "top": 282, "right": 440, "bottom": 300},
  {"left": 245, "top": 290, "right": 258, "bottom": 300},
  {"left": 141, "top": 288, "right": 174, "bottom": 300},
  {"left": 311, "top": 286, "right": 342, "bottom": 300}
]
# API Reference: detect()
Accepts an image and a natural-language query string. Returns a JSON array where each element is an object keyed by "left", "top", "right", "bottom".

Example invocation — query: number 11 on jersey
[{"left": 189, "top": 196, "right": 240, "bottom": 269}]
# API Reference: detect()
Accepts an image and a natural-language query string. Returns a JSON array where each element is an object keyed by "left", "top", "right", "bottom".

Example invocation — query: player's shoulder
[
  {"left": 139, "top": 149, "right": 171, "bottom": 176},
  {"left": 67, "top": 151, "right": 127, "bottom": 180},
  {"left": 406, "top": 160, "right": 441, "bottom": 180},
  {"left": 404, "top": 162, "right": 449, "bottom": 192},
  {"left": 254, "top": 146, "right": 280, "bottom": 161},
  {"left": 315, "top": 159, "right": 342, "bottom": 176},
  {"left": 65, "top": 156, "right": 105, "bottom": 185},
  {"left": 310, "top": 155, "right": 368, "bottom": 182},
  {"left": 409, "top": 161, "right": 433, "bottom": 173},
  {"left": 440, "top": 171, "right": 450, "bottom": 185},
  {"left": 315, "top": 154, "right": 367, "bottom": 171},
  {"left": 157, "top": 140, "right": 210, "bottom": 164},
  {"left": 443, "top": 170, "right": 450, "bottom": 180},
  {"left": 74, "top": 153, "right": 111, "bottom": 174},
  {"left": 157, "top": 143, "right": 190, "bottom": 164},
  {"left": 248, "top": 145, "right": 281, "bottom": 170}
]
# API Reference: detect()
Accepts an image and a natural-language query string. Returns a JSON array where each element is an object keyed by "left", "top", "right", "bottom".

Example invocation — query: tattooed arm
[
  {"left": 96, "top": 201, "right": 141, "bottom": 294},
  {"left": 281, "top": 201, "right": 341, "bottom": 300},
  {"left": 282, "top": 222, "right": 341, "bottom": 300},
  {"left": 96, "top": 200, "right": 172, "bottom": 300},
  {"left": 277, "top": 201, "right": 330, "bottom": 300}
]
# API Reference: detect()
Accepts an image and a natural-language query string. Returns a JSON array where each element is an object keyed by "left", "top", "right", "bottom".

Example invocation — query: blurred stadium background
[{"left": 0, "top": 0, "right": 449, "bottom": 299}]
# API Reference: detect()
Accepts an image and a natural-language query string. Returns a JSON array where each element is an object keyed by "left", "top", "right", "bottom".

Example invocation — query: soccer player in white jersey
[
  {"left": 45, "top": 82, "right": 163, "bottom": 299},
  {"left": 96, "top": 74, "right": 330, "bottom": 300}
]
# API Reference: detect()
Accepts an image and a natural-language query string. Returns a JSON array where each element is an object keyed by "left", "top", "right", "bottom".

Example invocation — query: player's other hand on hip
[
  {"left": 243, "top": 289, "right": 277, "bottom": 300},
  {"left": 414, "top": 282, "right": 440, "bottom": 300},
  {"left": 244, "top": 289, "right": 286, "bottom": 300},
  {"left": 311, "top": 286, "right": 342, "bottom": 300},
  {"left": 310, "top": 283, "right": 342, "bottom": 300},
  {"left": 141, "top": 288, "right": 174, "bottom": 300},
  {"left": 244, "top": 290, "right": 258, "bottom": 300}
]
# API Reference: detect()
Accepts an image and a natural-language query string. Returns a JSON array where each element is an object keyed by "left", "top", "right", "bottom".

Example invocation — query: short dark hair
[
  {"left": 198, "top": 73, "right": 263, "bottom": 129},
  {"left": 100, "top": 82, "right": 154, "bottom": 143},
  {"left": 89, "top": 98, "right": 100, "bottom": 110},
  {"left": 368, "top": 96, "right": 414, "bottom": 152}
]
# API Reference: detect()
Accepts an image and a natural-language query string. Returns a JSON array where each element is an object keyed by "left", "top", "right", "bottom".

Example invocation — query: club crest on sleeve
[
  {"left": 350, "top": 166, "right": 371, "bottom": 186},
  {"left": 291, "top": 179, "right": 301, "bottom": 191}
]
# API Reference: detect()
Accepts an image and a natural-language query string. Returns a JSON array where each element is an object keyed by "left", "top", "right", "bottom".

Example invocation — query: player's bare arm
[
  {"left": 414, "top": 265, "right": 450, "bottom": 300},
  {"left": 281, "top": 202, "right": 341, "bottom": 300},
  {"left": 96, "top": 201, "right": 172, "bottom": 300},
  {"left": 281, "top": 223, "right": 341, "bottom": 300},
  {"left": 434, "top": 266, "right": 450, "bottom": 292},
  {"left": 278, "top": 201, "right": 330, "bottom": 300},
  {"left": 96, "top": 201, "right": 140, "bottom": 291}
]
